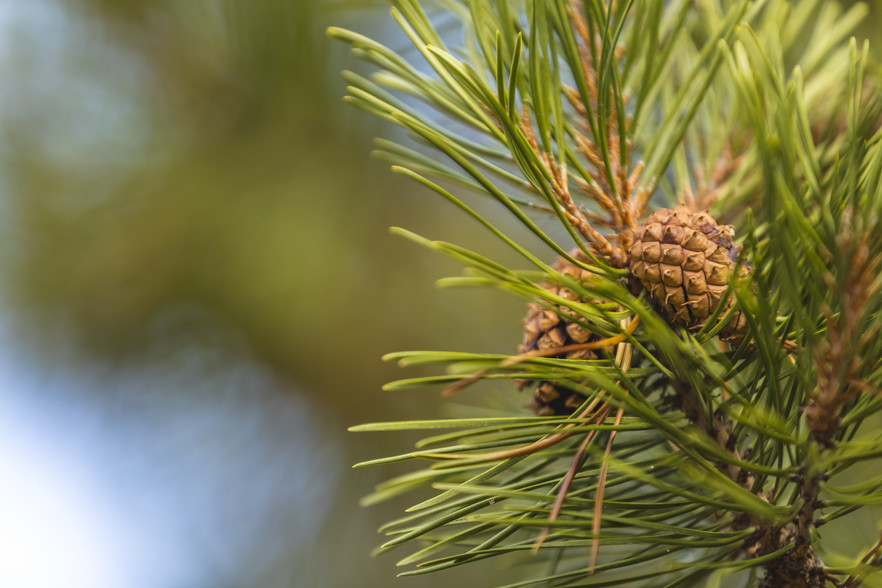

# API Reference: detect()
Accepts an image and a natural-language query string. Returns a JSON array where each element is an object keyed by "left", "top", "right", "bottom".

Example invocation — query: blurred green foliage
[
  {"left": 1, "top": 0, "right": 526, "bottom": 409},
  {"left": 0, "top": 1, "right": 530, "bottom": 586}
]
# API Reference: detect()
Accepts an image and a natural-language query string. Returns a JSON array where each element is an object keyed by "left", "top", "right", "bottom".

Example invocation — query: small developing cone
[
  {"left": 518, "top": 250, "right": 600, "bottom": 416},
  {"left": 627, "top": 206, "right": 749, "bottom": 341}
]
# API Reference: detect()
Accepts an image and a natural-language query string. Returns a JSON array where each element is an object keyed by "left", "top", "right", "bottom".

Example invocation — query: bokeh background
[
  {"left": 0, "top": 1, "right": 534, "bottom": 586},
  {"left": 4, "top": 2, "right": 882, "bottom": 588}
]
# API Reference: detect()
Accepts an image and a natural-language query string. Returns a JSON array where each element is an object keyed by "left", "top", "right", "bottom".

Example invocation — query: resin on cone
[
  {"left": 627, "top": 206, "right": 748, "bottom": 340},
  {"left": 518, "top": 249, "right": 599, "bottom": 416}
]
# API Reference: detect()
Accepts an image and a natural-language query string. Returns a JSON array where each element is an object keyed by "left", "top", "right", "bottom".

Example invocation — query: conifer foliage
[{"left": 330, "top": 1, "right": 882, "bottom": 586}]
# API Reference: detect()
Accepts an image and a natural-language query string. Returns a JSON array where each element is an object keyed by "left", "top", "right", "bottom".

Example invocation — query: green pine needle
[{"left": 331, "top": 0, "right": 882, "bottom": 585}]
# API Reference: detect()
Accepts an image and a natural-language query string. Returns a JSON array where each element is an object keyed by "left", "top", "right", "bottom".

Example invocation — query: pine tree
[{"left": 329, "top": 1, "right": 882, "bottom": 586}]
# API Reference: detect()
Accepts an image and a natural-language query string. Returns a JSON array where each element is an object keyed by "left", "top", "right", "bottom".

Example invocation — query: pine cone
[
  {"left": 627, "top": 206, "right": 748, "bottom": 340},
  {"left": 518, "top": 250, "right": 599, "bottom": 416}
]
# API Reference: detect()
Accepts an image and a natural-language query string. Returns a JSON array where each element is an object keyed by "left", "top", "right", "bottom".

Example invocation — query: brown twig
[
  {"left": 532, "top": 404, "right": 608, "bottom": 554},
  {"left": 502, "top": 315, "right": 639, "bottom": 367},
  {"left": 589, "top": 404, "right": 625, "bottom": 574},
  {"left": 419, "top": 393, "right": 608, "bottom": 465},
  {"left": 531, "top": 316, "right": 633, "bottom": 572}
]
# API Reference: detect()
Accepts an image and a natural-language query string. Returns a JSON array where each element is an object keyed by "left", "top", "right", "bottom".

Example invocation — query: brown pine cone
[
  {"left": 627, "top": 206, "right": 749, "bottom": 341},
  {"left": 518, "top": 250, "right": 600, "bottom": 416}
]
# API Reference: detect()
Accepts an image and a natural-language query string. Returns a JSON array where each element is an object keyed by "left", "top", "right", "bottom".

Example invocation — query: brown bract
[{"left": 628, "top": 206, "right": 749, "bottom": 341}]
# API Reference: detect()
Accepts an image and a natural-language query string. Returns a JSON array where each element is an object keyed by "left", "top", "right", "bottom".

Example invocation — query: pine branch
[{"left": 331, "top": 1, "right": 882, "bottom": 586}]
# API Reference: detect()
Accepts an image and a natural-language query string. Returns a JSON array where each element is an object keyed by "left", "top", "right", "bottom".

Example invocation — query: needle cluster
[{"left": 331, "top": 1, "right": 882, "bottom": 586}]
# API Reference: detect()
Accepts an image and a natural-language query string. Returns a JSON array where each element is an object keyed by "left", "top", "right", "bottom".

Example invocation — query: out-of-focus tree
[
  {"left": 0, "top": 3, "right": 536, "bottom": 586},
  {"left": 0, "top": 0, "right": 525, "bottom": 413}
]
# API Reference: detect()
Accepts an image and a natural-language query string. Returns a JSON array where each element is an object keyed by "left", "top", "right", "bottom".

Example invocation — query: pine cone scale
[
  {"left": 518, "top": 249, "right": 599, "bottom": 415},
  {"left": 628, "top": 206, "right": 748, "bottom": 340}
]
